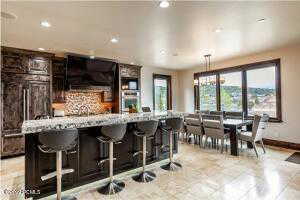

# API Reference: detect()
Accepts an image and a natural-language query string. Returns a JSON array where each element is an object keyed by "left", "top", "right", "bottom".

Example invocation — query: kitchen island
[{"left": 22, "top": 111, "right": 185, "bottom": 199}]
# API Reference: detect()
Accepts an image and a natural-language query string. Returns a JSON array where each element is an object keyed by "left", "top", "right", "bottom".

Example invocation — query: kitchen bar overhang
[{"left": 22, "top": 111, "right": 186, "bottom": 199}]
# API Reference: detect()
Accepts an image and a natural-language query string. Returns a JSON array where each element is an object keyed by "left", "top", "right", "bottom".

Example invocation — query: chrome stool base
[
  {"left": 133, "top": 171, "right": 156, "bottom": 183},
  {"left": 60, "top": 195, "right": 77, "bottom": 200},
  {"left": 161, "top": 161, "right": 182, "bottom": 171},
  {"left": 98, "top": 180, "right": 125, "bottom": 195}
]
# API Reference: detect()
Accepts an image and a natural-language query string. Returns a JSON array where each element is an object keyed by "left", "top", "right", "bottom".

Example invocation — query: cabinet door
[
  {"left": 1, "top": 50, "right": 28, "bottom": 74},
  {"left": 28, "top": 56, "right": 50, "bottom": 75},
  {"left": 1, "top": 135, "right": 25, "bottom": 157},
  {"left": 1, "top": 74, "right": 27, "bottom": 136},
  {"left": 28, "top": 81, "right": 51, "bottom": 120},
  {"left": 120, "top": 65, "right": 139, "bottom": 78},
  {"left": 52, "top": 76, "right": 65, "bottom": 103}
]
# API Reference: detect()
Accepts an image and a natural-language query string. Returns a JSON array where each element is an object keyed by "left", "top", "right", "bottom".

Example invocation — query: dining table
[{"left": 223, "top": 119, "right": 253, "bottom": 156}]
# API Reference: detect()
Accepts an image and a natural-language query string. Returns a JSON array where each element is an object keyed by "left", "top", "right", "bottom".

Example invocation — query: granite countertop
[{"left": 21, "top": 111, "right": 186, "bottom": 134}]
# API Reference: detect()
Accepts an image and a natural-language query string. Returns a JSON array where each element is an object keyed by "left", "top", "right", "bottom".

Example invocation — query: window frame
[
  {"left": 194, "top": 59, "right": 282, "bottom": 122},
  {"left": 153, "top": 74, "right": 172, "bottom": 111}
]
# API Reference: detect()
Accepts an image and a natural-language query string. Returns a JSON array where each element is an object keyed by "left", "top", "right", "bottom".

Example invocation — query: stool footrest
[
  {"left": 133, "top": 150, "right": 148, "bottom": 157},
  {"left": 41, "top": 168, "right": 74, "bottom": 181},
  {"left": 97, "top": 157, "right": 116, "bottom": 166}
]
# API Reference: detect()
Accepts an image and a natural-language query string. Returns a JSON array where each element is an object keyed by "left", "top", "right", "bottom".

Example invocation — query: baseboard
[{"left": 262, "top": 138, "right": 300, "bottom": 151}]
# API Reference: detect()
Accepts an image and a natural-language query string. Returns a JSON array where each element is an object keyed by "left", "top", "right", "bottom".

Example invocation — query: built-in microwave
[{"left": 121, "top": 91, "right": 140, "bottom": 113}]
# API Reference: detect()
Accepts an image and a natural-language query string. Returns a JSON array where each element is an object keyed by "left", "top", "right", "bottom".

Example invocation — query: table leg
[
  {"left": 230, "top": 128, "right": 239, "bottom": 156},
  {"left": 246, "top": 124, "right": 253, "bottom": 149},
  {"left": 247, "top": 142, "right": 253, "bottom": 148}
]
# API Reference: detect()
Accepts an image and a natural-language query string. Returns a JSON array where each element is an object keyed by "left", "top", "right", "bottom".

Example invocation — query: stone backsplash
[{"left": 64, "top": 90, "right": 112, "bottom": 115}]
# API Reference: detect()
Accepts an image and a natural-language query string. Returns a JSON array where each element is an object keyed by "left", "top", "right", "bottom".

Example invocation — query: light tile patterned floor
[{"left": 1, "top": 141, "right": 300, "bottom": 200}]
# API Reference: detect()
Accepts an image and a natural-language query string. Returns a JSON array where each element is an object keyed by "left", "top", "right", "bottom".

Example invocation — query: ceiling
[{"left": 2, "top": 1, "right": 300, "bottom": 70}]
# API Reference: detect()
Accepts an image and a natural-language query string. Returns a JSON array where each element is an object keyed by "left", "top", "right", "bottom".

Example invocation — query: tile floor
[{"left": 1, "top": 140, "right": 300, "bottom": 200}]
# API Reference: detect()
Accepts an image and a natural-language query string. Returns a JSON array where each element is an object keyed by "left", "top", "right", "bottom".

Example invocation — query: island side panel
[{"left": 25, "top": 123, "right": 178, "bottom": 199}]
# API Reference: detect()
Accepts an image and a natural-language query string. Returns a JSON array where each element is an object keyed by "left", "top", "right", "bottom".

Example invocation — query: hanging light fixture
[
  {"left": 200, "top": 54, "right": 225, "bottom": 86},
  {"left": 201, "top": 54, "right": 212, "bottom": 86}
]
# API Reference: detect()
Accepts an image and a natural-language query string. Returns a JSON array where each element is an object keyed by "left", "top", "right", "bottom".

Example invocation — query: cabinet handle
[
  {"left": 4, "top": 133, "right": 24, "bottom": 138},
  {"left": 66, "top": 150, "right": 77, "bottom": 155},
  {"left": 27, "top": 89, "right": 30, "bottom": 120},
  {"left": 23, "top": 89, "right": 26, "bottom": 120}
]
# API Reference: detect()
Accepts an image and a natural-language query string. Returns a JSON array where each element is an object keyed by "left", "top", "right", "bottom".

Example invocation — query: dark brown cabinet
[
  {"left": 1, "top": 47, "right": 53, "bottom": 158},
  {"left": 119, "top": 63, "right": 141, "bottom": 78},
  {"left": 52, "top": 57, "right": 66, "bottom": 103},
  {"left": 1, "top": 47, "right": 51, "bottom": 75},
  {"left": 28, "top": 81, "right": 51, "bottom": 119}
]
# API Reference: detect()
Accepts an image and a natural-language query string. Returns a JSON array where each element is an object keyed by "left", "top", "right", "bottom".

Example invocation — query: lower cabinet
[{"left": 1, "top": 135, "right": 25, "bottom": 157}]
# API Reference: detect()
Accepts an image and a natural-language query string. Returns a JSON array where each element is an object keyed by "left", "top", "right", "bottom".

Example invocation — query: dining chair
[
  {"left": 199, "top": 110, "right": 210, "bottom": 115},
  {"left": 142, "top": 107, "right": 151, "bottom": 112},
  {"left": 237, "top": 114, "right": 269, "bottom": 158},
  {"left": 202, "top": 114, "right": 229, "bottom": 153},
  {"left": 225, "top": 111, "right": 244, "bottom": 120},
  {"left": 185, "top": 114, "right": 203, "bottom": 146},
  {"left": 209, "top": 111, "right": 225, "bottom": 117}
]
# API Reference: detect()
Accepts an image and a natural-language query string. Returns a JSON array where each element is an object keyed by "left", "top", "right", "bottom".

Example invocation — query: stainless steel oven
[{"left": 121, "top": 91, "right": 140, "bottom": 113}]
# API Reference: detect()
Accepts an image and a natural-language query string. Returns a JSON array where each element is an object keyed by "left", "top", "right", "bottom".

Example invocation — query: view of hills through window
[
  {"left": 220, "top": 72, "right": 242, "bottom": 111},
  {"left": 199, "top": 75, "right": 217, "bottom": 111},
  {"left": 247, "top": 66, "right": 276, "bottom": 117},
  {"left": 198, "top": 66, "right": 276, "bottom": 117}
]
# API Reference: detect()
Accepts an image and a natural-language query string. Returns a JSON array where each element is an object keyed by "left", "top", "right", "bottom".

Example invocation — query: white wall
[
  {"left": 140, "top": 66, "right": 179, "bottom": 111},
  {"left": 177, "top": 44, "right": 300, "bottom": 143}
]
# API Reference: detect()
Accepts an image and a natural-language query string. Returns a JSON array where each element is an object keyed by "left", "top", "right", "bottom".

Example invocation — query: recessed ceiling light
[
  {"left": 257, "top": 18, "right": 266, "bottom": 22},
  {"left": 160, "top": 50, "right": 166, "bottom": 55},
  {"left": 215, "top": 28, "right": 222, "bottom": 33},
  {"left": 38, "top": 48, "right": 45, "bottom": 51},
  {"left": 41, "top": 21, "right": 51, "bottom": 27},
  {"left": 159, "top": 1, "right": 169, "bottom": 8},
  {"left": 110, "top": 38, "right": 118, "bottom": 43}
]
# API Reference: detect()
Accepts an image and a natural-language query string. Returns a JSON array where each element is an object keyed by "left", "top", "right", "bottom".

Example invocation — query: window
[
  {"left": 199, "top": 75, "right": 217, "bottom": 111},
  {"left": 220, "top": 72, "right": 243, "bottom": 112},
  {"left": 194, "top": 59, "right": 281, "bottom": 122},
  {"left": 247, "top": 67, "right": 277, "bottom": 118},
  {"left": 153, "top": 74, "right": 172, "bottom": 111}
]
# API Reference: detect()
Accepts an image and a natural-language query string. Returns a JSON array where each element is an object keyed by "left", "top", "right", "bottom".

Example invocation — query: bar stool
[
  {"left": 132, "top": 120, "right": 159, "bottom": 183},
  {"left": 161, "top": 118, "right": 183, "bottom": 171},
  {"left": 96, "top": 123, "right": 127, "bottom": 195},
  {"left": 38, "top": 129, "right": 78, "bottom": 200}
]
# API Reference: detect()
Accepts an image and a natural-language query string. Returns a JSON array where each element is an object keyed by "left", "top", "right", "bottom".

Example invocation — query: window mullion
[
  {"left": 216, "top": 74, "right": 221, "bottom": 111},
  {"left": 242, "top": 70, "right": 248, "bottom": 117}
]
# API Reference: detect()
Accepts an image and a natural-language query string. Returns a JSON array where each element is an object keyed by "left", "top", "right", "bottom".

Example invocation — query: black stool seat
[
  {"left": 133, "top": 120, "right": 158, "bottom": 183},
  {"left": 97, "top": 123, "right": 127, "bottom": 195},
  {"left": 39, "top": 129, "right": 78, "bottom": 152},
  {"left": 165, "top": 118, "right": 183, "bottom": 132},
  {"left": 38, "top": 129, "right": 78, "bottom": 200},
  {"left": 101, "top": 123, "right": 127, "bottom": 142}
]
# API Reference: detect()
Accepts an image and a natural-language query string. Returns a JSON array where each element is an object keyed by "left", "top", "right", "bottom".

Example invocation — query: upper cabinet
[
  {"left": 119, "top": 63, "right": 141, "bottom": 78},
  {"left": 1, "top": 46, "right": 53, "bottom": 75},
  {"left": 52, "top": 57, "right": 66, "bottom": 103}
]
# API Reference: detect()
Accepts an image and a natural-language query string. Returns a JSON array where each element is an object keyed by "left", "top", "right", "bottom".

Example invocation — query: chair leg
[
  {"left": 199, "top": 135, "right": 203, "bottom": 148},
  {"left": 220, "top": 139, "right": 224, "bottom": 153},
  {"left": 99, "top": 142, "right": 125, "bottom": 195},
  {"left": 261, "top": 140, "right": 266, "bottom": 154},
  {"left": 252, "top": 142, "right": 259, "bottom": 158},
  {"left": 133, "top": 136, "right": 156, "bottom": 183},
  {"left": 161, "top": 131, "right": 182, "bottom": 171},
  {"left": 204, "top": 136, "right": 208, "bottom": 149}
]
